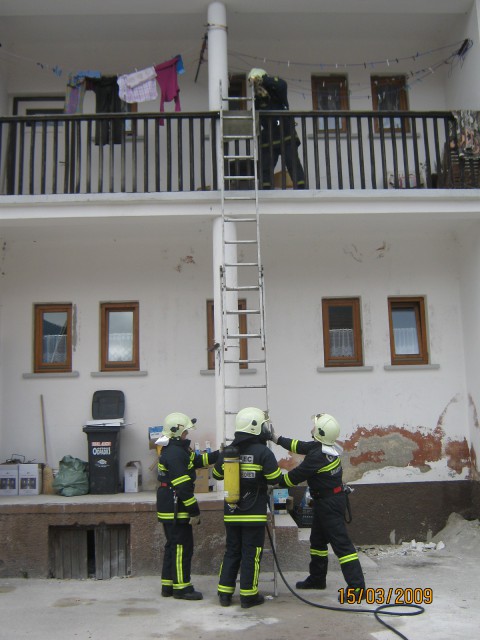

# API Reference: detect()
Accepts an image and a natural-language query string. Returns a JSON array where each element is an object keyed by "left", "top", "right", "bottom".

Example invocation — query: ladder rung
[
  {"left": 224, "top": 217, "right": 257, "bottom": 222},
  {"left": 224, "top": 262, "right": 258, "bottom": 267},
  {"left": 223, "top": 96, "right": 252, "bottom": 102},
  {"left": 223, "top": 134, "right": 254, "bottom": 140},
  {"left": 224, "top": 359, "right": 265, "bottom": 364},
  {"left": 225, "top": 175, "right": 255, "bottom": 180},
  {"left": 223, "top": 195, "right": 256, "bottom": 200},
  {"left": 224, "top": 155, "right": 254, "bottom": 160},
  {"left": 226, "top": 309, "right": 260, "bottom": 314},
  {"left": 224, "top": 114, "right": 252, "bottom": 120},
  {"left": 227, "top": 333, "right": 262, "bottom": 339},
  {"left": 226, "top": 285, "right": 260, "bottom": 291},
  {"left": 225, "top": 384, "right": 267, "bottom": 389},
  {"left": 225, "top": 240, "right": 257, "bottom": 245}
]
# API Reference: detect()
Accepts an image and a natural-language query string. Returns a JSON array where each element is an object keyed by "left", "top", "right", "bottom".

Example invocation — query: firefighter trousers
[
  {"left": 161, "top": 521, "right": 194, "bottom": 594},
  {"left": 218, "top": 524, "right": 265, "bottom": 598},
  {"left": 309, "top": 494, "right": 365, "bottom": 589}
]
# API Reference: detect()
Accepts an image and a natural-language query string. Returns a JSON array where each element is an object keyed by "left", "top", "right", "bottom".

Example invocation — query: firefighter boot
[
  {"left": 161, "top": 587, "right": 173, "bottom": 597},
  {"left": 240, "top": 594, "right": 265, "bottom": 609},
  {"left": 173, "top": 586, "right": 203, "bottom": 601},
  {"left": 218, "top": 594, "right": 232, "bottom": 607},
  {"left": 295, "top": 576, "right": 326, "bottom": 590}
]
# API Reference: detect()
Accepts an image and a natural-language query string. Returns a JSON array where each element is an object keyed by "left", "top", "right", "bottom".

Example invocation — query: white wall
[{"left": 0, "top": 213, "right": 473, "bottom": 486}]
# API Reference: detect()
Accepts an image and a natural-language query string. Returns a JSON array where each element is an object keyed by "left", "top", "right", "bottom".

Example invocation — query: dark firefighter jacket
[
  {"left": 276, "top": 437, "right": 343, "bottom": 497},
  {"left": 212, "top": 432, "right": 282, "bottom": 525},
  {"left": 254, "top": 75, "right": 297, "bottom": 145},
  {"left": 156, "top": 438, "right": 218, "bottom": 523}
]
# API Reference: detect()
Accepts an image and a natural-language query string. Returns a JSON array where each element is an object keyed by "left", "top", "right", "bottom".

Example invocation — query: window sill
[
  {"left": 200, "top": 368, "right": 257, "bottom": 376},
  {"left": 91, "top": 370, "right": 148, "bottom": 377},
  {"left": 384, "top": 364, "right": 440, "bottom": 371},
  {"left": 316, "top": 366, "right": 373, "bottom": 373},
  {"left": 23, "top": 371, "right": 80, "bottom": 379}
]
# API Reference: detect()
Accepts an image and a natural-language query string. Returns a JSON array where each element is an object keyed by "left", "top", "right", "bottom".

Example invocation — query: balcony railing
[{"left": 0, "top": 110, "right": 477, "bottom": 196}]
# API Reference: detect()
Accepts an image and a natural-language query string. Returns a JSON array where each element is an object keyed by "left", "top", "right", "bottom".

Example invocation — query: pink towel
[{"left": 155, "top": 56, "right": 181, "bottom": 126}]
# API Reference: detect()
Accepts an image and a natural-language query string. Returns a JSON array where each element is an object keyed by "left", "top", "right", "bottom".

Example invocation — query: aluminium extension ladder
[{"left": 219, "top": 85, "right": 278, "bottom": 595}]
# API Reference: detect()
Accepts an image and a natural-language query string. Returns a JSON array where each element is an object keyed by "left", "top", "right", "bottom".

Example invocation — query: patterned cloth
[
  {"left": 450, "top": 110, "right": 480, "bottom": 157},
  {"left": 117, "top": 67, "right": 158, "bottom": 104}
]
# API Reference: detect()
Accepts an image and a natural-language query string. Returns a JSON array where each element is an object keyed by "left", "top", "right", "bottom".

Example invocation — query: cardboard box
[
  {"left": 19, "top": 463, "right": 43, "bottom": 495},
  {"left": 124, "top": 461, "right": 142, "bottom": 493},
  {"left": 195, "top": 468, "right": 210, "bottom": 493},
  {"left": 0, "top": 464, "right": 19, "bottom": 496}
]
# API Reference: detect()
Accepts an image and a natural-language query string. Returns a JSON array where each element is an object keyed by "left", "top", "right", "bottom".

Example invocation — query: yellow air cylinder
[{"left": 223, "top": 445, "right": 240, "bottom": 505}]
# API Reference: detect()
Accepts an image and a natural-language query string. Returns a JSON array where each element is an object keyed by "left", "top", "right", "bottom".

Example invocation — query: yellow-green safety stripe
[
  {"left": 310, "top": 548, "right": 328, "bottom": 557},
  {"left": 339, "top": 552, "right": 359, "bottom": 564},
  {"left": 171, "top": 474, "right": 191, "bottom": 486},
  {"left": 224, "top": 514, "right": 267, "bottom": 523},
  {"left": 157, "top": 511, "right": 190, "bottom": 520},
  {"left": 317, "top": 457, "right": 340, "bottom": 473},
  {"left": 264, "top": 467, "right": 282, "bottom": 480}
]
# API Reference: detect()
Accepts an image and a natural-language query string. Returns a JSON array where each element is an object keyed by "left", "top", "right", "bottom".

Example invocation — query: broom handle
[{"left": 40, "top": 394, "right": 48, "bottom": 464}]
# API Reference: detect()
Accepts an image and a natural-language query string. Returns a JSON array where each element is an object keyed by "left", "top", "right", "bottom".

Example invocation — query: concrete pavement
[{"left": 1, "top": 513, "right": 479, "bottom": 639}]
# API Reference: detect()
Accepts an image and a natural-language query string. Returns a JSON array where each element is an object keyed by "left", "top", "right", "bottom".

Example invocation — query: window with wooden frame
[
  {"left": 100, "top": 302, "right": 139, "bottom": 372},
  {"left": 322, "top": 298, "right": 363, "bottom": 367},
  {"left": 371, "top": 75, "right": 410, "bottom": 133},
  {"left": 312, "top": 75, "right": 349, "bottom": 133},
  {"left": 34, "top": 303, "right": 73, "bottom": 373},
  {"left": 388, "top": 297, "right": 429, "bottom": 365},
  {"left": 207, "top": 299, "right": 248, "bottom": 369}
]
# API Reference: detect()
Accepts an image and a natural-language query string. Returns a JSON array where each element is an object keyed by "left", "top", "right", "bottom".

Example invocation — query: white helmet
[
  {"left": 311, "top": 413, "right": 341, "bottom": 445},
  {"left": 248, "top": 68, "right": 267, "bottom": 82},
  {"left": 235, "top": 407, "right": 269, "bottom": 436},
  {"left": 163, "top": 412, "right": 197, "bottom": 439}
]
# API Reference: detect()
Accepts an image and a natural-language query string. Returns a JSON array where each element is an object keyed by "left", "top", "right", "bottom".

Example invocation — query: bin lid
[{"left": 92, "top": 390, "right": 125, "bottom": 420}]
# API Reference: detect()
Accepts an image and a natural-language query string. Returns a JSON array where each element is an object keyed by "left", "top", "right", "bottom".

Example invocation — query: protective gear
[
  {"left": 163, "top": 412, "right": 197, "bottom": 439},
  {"left": 311, "top": 413, "right": 341, "bottom": 445},
  {"left": 189, "top": 515, "right": 201, "bottom": 526},
  {"left": 296, "top": 576, "right": 326, "bottom": 590},
  {"left": 262, "top": 422, "right": 278, "bottom": 443},
  {"left": 235, "top": 407, "right": 269, "bottom": 436},
  {"left": 247, "top": 68, "right": 267, "bottom": 83},
  {"left": 223, "top": 445, "right": 241, "bottom": 505}
]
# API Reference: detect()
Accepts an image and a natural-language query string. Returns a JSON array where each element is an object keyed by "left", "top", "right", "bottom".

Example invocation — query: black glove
[{"left": 262, "top": 422, "right": 278, "bottom": 444}]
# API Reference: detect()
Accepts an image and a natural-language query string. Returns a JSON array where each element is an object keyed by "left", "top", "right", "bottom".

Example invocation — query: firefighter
[
  {"left": 266, "top": 413, "right": 366, "bottom": 602},
  {"left": 156, "top": 412, "right": 219, "bottom": 600},
  {"left": 248, "top": 68, "right": 305, "bottom": 189},
  {"left": 212, "top": 407, "right": 282, "bottom": 608}
]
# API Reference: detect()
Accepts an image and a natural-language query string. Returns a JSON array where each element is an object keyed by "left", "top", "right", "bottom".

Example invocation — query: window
[
  {"left": 312, "top": 75, "right": 349, "bottom": 132},
  {"left": 100, "top": 302, "right": 139, "bottom": 371},
  {"left": 34, "top": 304, "right": 73, "bottom": 373},
  {"left": 371, "top": 75, "right": 409, "bottom": 133},
  {"left": 322, "top": 298, "right": 363, "bottom": 367},
  {"left": 388, "top": 297, "right": 428, "bottom": 365},
  {"left": 207, "top": 299, "right": 248, "bottom": 369}
]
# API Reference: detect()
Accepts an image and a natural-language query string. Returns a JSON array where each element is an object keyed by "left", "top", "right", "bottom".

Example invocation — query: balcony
[{"left": 0, "top": 110, "right": 478, "bottom": 196}]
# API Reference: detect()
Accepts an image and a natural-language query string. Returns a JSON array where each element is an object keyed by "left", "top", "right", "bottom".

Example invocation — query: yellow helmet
[
  {"left": 163, "top": 412, "right": 197, "bottom": 439},
  {"left": 235, "top": 407, "right": 268, "bottom": 436},
  {"left": 248, "top": 68, "right": 267, "bottom": 82},
  {"left": 311, "top": 413, "right": 341, "bottom": 445}
]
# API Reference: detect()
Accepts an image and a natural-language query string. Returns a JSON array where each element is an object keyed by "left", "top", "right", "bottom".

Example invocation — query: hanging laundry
[
  {"left": 90, "top": 75, "right": 127, "bottom": 145},
  {"left": 155, "top": 55, "right": 183, "bottom": 125},
  {"left": 64, "top": 70, "right": 101, "bottom": 114},
  {"left": 117, "top": 66, "right": 158, "bottom": 104}
]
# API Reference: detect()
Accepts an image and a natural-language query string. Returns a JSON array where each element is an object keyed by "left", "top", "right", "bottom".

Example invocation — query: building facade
[{"left": 1, "top": 0, "right": 480, "bottom": 540}]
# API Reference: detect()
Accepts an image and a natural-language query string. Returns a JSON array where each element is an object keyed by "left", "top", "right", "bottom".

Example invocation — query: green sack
[{"left": 52, "top": 455, "right": 89, "bottom": 496}]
